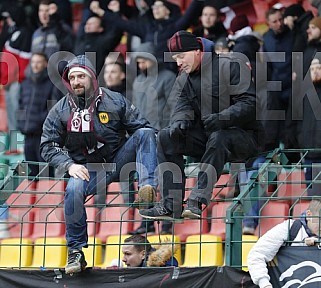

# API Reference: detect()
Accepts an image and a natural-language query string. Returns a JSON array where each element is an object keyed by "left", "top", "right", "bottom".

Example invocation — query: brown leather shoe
[{"left": 134, "top": 185, "right": 156, "bottom": 209}]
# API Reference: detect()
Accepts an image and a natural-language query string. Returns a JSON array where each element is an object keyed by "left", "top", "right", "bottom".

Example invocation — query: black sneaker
[
  {"left": 65, "top": 249, "right": 87, "bottom": 274},
  {"left": 181, "top": 199, "right": 202, "bottom": 219},
  {"left": 129, "top": 225, "right": 155, "bottom": 235},
  {"left": 139, "top": 203, "right": 174, "bottom": 220}
]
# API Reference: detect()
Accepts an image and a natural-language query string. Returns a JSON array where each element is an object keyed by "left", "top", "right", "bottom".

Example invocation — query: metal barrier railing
[{"left": 0, "top": 149, "right": 320, "bottom": 269}]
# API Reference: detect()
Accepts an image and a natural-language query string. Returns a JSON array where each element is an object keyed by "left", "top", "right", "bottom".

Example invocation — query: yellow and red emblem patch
[{"left": 99, "top": 112, "right": 109, "bottom": 124}]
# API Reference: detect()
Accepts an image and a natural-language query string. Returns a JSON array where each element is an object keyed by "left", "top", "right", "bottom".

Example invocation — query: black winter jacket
[
  {"left": 171, "top": 39, "right": 262, "bottom": 143},
  {"left": 40, "top": 55, "right": 152, "bottom": 172},
  {"left": 17, "top": 68, "right": 61, "bottom": 135},
  {"left": 297, "top": 84, "right": 321, "bottom": 158}
]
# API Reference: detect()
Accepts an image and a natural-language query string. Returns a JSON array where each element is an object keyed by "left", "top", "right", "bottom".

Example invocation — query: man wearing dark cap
[
  {"left": 139, "top": 31, "right": 263, "bottom": 220},
  {"left": 40, "top": 55, "right": 158, "bottom": 274},
  {"left": 283, "top": 3, "right": 313, "bottom": 52}
]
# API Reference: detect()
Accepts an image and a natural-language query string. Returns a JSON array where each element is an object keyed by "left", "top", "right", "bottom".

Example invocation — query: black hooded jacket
[
  {"left": 40, "top": 55, "right": 151, "bottom": 172},
  {"left": 18, "top": 67, "right": 61, "bottom": 135}
]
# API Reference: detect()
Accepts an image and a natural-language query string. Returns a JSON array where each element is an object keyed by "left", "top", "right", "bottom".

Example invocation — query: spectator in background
[
  {"left": 90, "top": 0, "right": 204, "bottom": 71},
  {"left": 103, "top": 57, "right": 127, "bottom": 95},
  {"left": 17, "top": 53, "right": 62, "bottom": 177},
  {"left": 31, "top": 0, "right": 74, "bottom": 58},
  {"left": 74, "top": 15, "right": 122, "bottom": 75},
  {"left": 77, "top": 0, "right": 139, "bottom": 40},
  {"left": 248, "top": 199, "right": 321, "bottom": 288},
  {"left": 130, "top": 42, "right": 176, "bottom": 234},
  {"left": 302, "top": 16, "right": 321, "bottom": 76},
  {"left": 228, "top": 14, "right": 262, "bottom": 82},
  {"left": 292, "top": 55, "right": 321, "bottom": 195},
  {"left": 104, "top": 52, "right": 135, "bottom": 91},
  {"left": 0, "top": 0, "right": 37, "bottom": 50},
  {"left": 122, "top": 235, "right": 178, "bottom": 267},
  {"left": 283, "top": 3, "right": 313, "bottom": 52},
  {"left": 131, "top": 42, "right": 177, "bottom": 131},
  {"left": 0, "top": 4, "right": 33, "bottom": 133},
  {"left": 261, "top": 8, "right": 294, "bottom": 154},
  {"left": 192, "top": 4, "right": 227, "bottom": 43}
]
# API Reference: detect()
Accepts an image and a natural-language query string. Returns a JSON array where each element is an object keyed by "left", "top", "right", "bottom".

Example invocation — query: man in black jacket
[
  {"left": 17, "top": 52, "right": 61, "bottom": 176},
  {"left": 293, "top": 55, "right": 321, "bottom": 195},
  {"left": 40, "top": 55, "right": 158, "bottom": 274},
  {"left": 139, "top": 31, "right": 263, "bottom": 220}
]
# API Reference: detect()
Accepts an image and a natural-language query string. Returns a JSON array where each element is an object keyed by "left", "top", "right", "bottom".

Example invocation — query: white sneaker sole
[
  {"left": 65, "top": 262, "right": 87, "bottom": 274},
  {"left": 139, "top": 212, "right": 184, "bottom": 223},
  {"left": 65, "top": 265, "right": 82, "bottom": 275},
  {"left": 181, "top": 209, "right": 201, "bottom": 219}
]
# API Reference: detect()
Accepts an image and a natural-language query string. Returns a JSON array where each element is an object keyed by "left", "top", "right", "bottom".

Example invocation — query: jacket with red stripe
[{"left": 0, "top": 27, "right": 33, "bottom": 85}]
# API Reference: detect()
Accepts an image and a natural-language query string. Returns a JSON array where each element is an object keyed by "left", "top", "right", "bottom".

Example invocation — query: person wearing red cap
[
  {"left": 228, "top": 14, "right": 262, "bottom": 83},
  {"left": 139, "top": 31, "right": 263, "bottom": 220}
]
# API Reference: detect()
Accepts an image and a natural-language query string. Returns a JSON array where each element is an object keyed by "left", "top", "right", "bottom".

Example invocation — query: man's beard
[
  {"left": 72, "top": 85, "right": 94, "bottom": 98},
  {"left": 312, "top": 77, "right": 321, "bottom": 85}
]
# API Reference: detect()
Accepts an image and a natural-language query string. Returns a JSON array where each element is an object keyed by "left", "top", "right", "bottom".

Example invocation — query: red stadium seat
[
  {"left": 30, "top": 180, "right": 66, "bottom": 239},
  {"left": 7, "top": 180, "right": 36, "bottom": 238},
  {"left": 209, "top": 201, "right": 232, "bottom": 240},
  {"left": 277, "top": 169, "right": 307, "bottom": 204},
  {"left": 95, "top": 191, "right": 133, "bottom": 241},
  {"left": 255, "top": 201, "right": 290, "bottom": 237}
]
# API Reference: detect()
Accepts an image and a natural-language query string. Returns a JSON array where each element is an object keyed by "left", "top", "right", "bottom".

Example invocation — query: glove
[
  {"left": 169, "top": 121, "right": 190, "bottom": 137},
  {"left": 202, "top": 114, "right": 223, "bottom": 132}
]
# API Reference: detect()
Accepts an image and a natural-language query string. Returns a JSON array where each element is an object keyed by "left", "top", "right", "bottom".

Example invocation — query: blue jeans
[
  {"left": 64, "top": 128, "right": 157, "bottom": 249},
  {"left": 304, "top": 158, "right": 321, "bottom": 196},
  {"left": 5, "top": 82, "right": 20, "bottom": 132},
  {"left": 242, "top": 156, "right": 267, "bottom": 229}
]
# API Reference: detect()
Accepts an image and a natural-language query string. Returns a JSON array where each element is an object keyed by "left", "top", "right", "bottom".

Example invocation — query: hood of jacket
[
  {"left": 62, "top": 54, "right": 99, "bottom": 95},
  {"left": 199, "top": 37, "right": 214, "bottom": 53},
  {"left": 132, "top": 42, "right": 157, "bottom": 62},
  {"left": 146, "top": 242, "right": 178, "bottom": 267},
  {"left": 198, "top": 37, "right": 215, "bottom": 67}
]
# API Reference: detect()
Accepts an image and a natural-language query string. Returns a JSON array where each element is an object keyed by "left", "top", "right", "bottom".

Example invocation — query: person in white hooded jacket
[{"left": 247, "top": 199, "right": 321, "bottom": 288}]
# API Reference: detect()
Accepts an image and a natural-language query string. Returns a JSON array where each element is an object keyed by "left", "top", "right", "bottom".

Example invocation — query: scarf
[{"left": 65, "top": 88, "right": 102, "bottom": 152}]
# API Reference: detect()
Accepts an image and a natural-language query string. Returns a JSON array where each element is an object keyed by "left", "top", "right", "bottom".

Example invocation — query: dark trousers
[
  {"left": 24, "top": 135, "right": 44, "bottom": 177},
  {"left": 157, "top": 125, "right": 259, "bottom": 215}
]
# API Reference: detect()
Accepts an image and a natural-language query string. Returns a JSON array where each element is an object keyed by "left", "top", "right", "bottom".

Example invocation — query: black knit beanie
[{"left": 168, "top": 31, "right": 201, "bottom": 55}]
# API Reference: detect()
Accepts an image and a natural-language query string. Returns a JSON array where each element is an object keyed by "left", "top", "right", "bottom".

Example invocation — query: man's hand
[
  {"left": 90, "top": 1, "right": 105, "bottom": 17},
  {"left": 68, "top": 164, "right": 90, "bottom": 181},
  {"left": 202, "top": 113, "right": 223, "bottom": 132},
  {"left": 169, "top": 121, "right": 190, "bottom": 137},
  {"left": 48, "top": 3, "right": 58, "bottom": 15},
  {"left": 264, "top": 285, "right": 272, "bottom": 288},
  {"left": 305, "top": 237, "right": 318, "bottom": 246}
]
